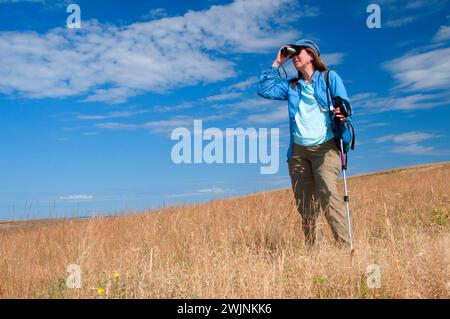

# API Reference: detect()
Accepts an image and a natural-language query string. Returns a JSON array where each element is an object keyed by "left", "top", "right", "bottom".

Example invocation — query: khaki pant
[{"left": 288, "top": 139, "right": 350, "bottom": 247}]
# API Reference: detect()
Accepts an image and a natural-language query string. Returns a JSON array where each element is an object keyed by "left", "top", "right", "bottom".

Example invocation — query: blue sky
[{"left": 0, "top": 0, "right": 449, "bottom": 220}]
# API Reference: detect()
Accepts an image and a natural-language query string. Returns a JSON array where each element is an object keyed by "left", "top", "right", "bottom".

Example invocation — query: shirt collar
[
  {"left": 299, "top": 70, "right": 321, "bottom": 85},
  {"left": 311, "top": 70, "right": 321, "bottom": 83}
]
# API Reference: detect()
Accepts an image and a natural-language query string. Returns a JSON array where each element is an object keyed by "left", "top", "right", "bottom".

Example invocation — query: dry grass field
[{"left": 0, "top": 162, "right": 449, "bottom": 299}]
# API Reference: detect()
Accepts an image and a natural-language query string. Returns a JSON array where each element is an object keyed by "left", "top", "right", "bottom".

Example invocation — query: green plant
[
  {"left": 355, "top": 271, "right": 372, "bottom": 299},
  {"left": 49, "top": 278, "right": 68, "bottom": 299},
  {"left": 429, "top": 208, "right": 449, "bottom": 229},
  {"left": 313, "top": 275, "right": 330, "bottom": 299},
  {"left": 96, "top": 271, "right": 126, "bottom": 299}
]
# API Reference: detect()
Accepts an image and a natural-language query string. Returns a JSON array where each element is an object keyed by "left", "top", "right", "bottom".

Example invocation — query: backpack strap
[
  {"left": 326, "top": 70, "right": 356, "bottom": 156},
  {"left": 324, "top": 70, "right": 335, "bottom": 128},
  {"left": 347, "top": 122, "right": 356, "bottom": 151},
  {"left": 326, "top": 69, "right": 349, "bottom": 168}
]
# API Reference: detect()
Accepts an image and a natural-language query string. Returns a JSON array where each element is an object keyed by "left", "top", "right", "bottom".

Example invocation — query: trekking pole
[
  {"left": 337, "top": 120, "right": 354, "bottom": 252},
  {"left": 325, "top": 71, "right": 355, "bottom": 252}
]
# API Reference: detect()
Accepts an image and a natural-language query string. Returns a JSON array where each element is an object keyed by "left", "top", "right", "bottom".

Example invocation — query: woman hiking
[{"left": 257, "top": 39, "right": 352, "bottom": 248}]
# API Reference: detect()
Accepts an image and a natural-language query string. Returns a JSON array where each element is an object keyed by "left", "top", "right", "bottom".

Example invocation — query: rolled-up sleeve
[{"left": 257, "top": 66, "right": 289, "bottom": 101}]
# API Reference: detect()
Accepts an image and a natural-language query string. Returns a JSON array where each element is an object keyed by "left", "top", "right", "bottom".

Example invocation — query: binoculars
[
  {"left": 281, "top": 46, "right": 300, "bottom": 57},
  {"left": 334, "top": 97, "right": 352, "bottom": 118}
]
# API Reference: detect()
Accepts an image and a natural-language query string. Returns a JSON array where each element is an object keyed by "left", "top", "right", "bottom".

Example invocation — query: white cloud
[
  {"left": 167, "top": 186, "right": 234, "bottom": 198},
  {"left": 83, "top": 87, "right": 137, "bottom": 105},
  {"left": 59, "top": 194, "right": 94, "bottom": 201},
  {"left": 0, "top": 0, "right": 44, "bottom": 3},
  {"left": 141, "top": 8, "right": 169, "bottom": 20},
  {"left": 433, "top": 25, "right": 450, "bottom": 43},
  {"left": 0, "top": 0, "right": 314, "bottom": 103},
  {"left": 357, "top": 34, "right": 450, "bottom": 113},
  {"left": 384, "top": 16, "right": 418, "bottom": 28},
  {"left": 391, "top": 143, "right": 436, "bottom": 154},
  {"left": 321, "top": 53, "right": 346, "bottom": 66},
  {"left": 143, "top": 116, "right": 200, "bottom": 135},
  {"left": 204, "top": 92, "right": 243, "bottom": 102},
  {"left": 0, "top": 0, "right": 70, "bottom": 9},
  {"left": 197, "top": 187, "right": 233, "bottom": 195},
  {"left": 350, "top": 92, "right": 377, "bottom": 103},
  {"left": 214, "top": 97, "right": 281, "bottom": 112},
  {"left": 352, "top": 91, "right": 450, "bottom": 112},
  {"left": 383, "top": 47, "right": 450, "bottom": 92},
  {"left": 349, "top": 24, "right": 450, "bottom": 116},
  {"left": 374, "top": 0, "right": 448, "bottom": 28},
  {"left": 358, "top": 122, "right": 389, "bottom": 131},
  {"left": 210, "top": 97, "right": 287, "bottom": 126},
  {"left": 147, "top": 112, "right": 238, "bottom": 135},
  {"left": 373, "top": 131, "right": 448, "bottom": 155},
  {"left": 374, "top": 132, "right": 436, "bottom": 144},
  {"left": 95, "top": 111, "right": 236, "bottom": 136},
  {"left": 153, "top": 102, "right": 193, "bottom": 113},
  {"left": 241, "top": 104, "right": 286, "bottom": 125},
  {"left": 95, "top": 122, "right": 140, "bottom": 130},
  {"left": 404, "top": 0, "right": 430, "bottom": 9},
  {"left": 76, "top": 110, "right": 149, "bottom": 120},
  {"left": 225, "top": 76, "right": 259, "bottom": 92}
]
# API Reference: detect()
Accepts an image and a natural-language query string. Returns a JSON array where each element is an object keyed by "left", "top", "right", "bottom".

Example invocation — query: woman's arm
[
  {"left": 257, "top": 46, "right": 293, "bottom": 101},
  {"left": 257, "top": 66, "right": 289, "bottom": 100}
]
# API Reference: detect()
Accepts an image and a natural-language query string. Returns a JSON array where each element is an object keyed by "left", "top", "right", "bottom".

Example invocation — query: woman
[{"left": 257, "top": 39, "right": 351, "bottom": 248}]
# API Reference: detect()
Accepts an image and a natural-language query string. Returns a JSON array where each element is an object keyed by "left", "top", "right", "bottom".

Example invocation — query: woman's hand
[
  {"left": 272, "top": 46, "right": 293, "bottom": 68},
  {"left": 334, "top": 107, "right": 347, "bottom": 122}
]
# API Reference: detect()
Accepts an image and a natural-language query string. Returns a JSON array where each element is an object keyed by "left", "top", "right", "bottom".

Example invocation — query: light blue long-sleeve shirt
[
  {"left": 257, "top": 66, "right": 353, "bottom": 161},
  {"left": 293, "top": 80, "right": 335, "bottom": 146}
]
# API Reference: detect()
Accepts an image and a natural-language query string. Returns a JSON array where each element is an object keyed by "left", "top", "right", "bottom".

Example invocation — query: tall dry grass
[{"left": 0, "top": 162, "right": 449, "bottom": 298}]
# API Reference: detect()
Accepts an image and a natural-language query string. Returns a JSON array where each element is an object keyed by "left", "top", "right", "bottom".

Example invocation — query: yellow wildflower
[{"left": 97, "top": 288, "right": 105, "bottom": 295}]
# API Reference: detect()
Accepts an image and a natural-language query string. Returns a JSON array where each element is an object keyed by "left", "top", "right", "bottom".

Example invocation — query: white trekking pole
[
  {"left": 338, "top": 137, "right": 353, "bottom": 251},
  {"left": 326, "top": 70, "right": 355, "bottom": 252}
]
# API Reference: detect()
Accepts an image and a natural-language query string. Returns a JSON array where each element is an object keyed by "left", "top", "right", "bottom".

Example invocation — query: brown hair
[
  {"left": 307, "top": 48, "right": 327, "bottom": 72},
  {"left": 291, "top": 47, "right": 328, "bottom": 88}
]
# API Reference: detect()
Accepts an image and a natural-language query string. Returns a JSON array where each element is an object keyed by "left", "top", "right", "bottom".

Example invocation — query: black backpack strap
[
  {"left": 326, "top": 70, "right": 356, "bottom": 150},
  {"left": 324, "top": 70, "right": 335, "bottom": 130},
  {"left": 347, "top": 122, "right": 356, "bottom": 150},
  {"left": 325, "top": 70, "right": 331, "bottom": 111}
]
